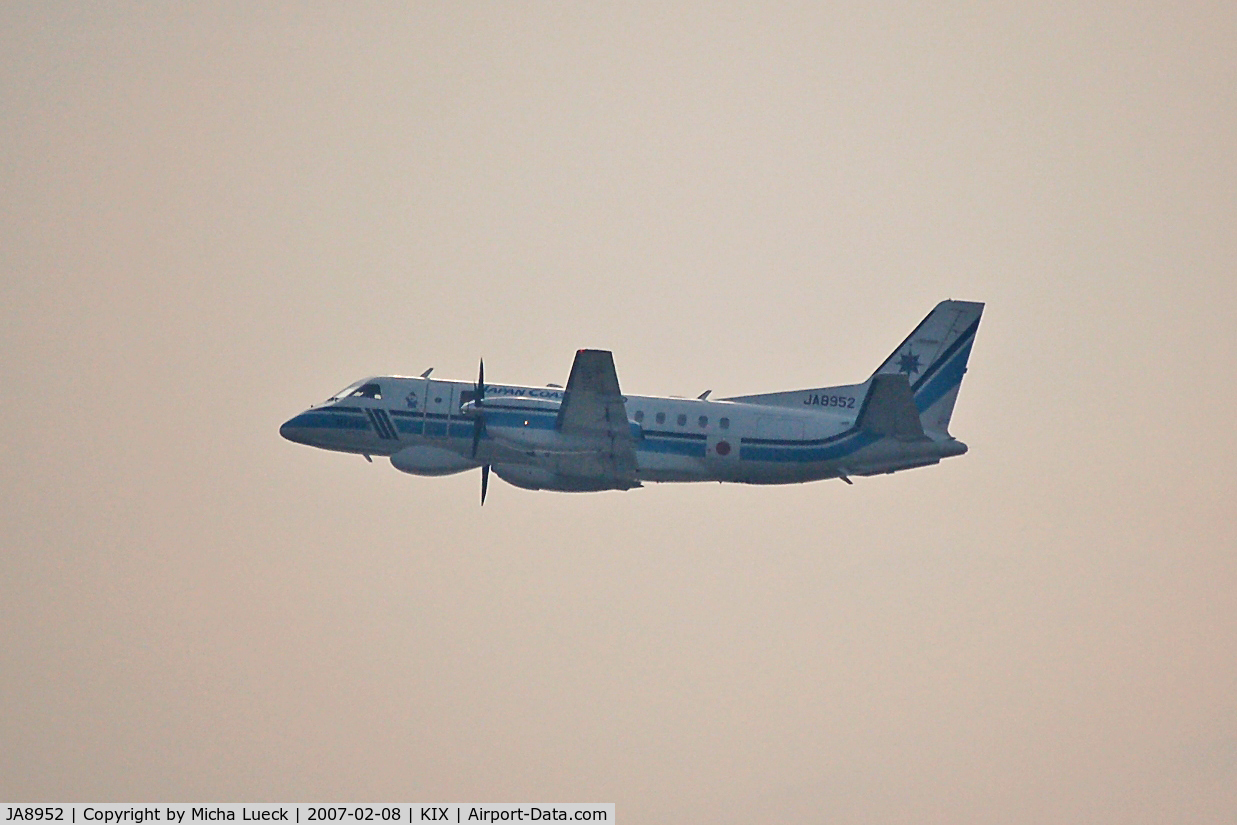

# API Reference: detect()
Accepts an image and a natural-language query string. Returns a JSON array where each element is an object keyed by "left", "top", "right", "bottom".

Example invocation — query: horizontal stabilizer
[{"left": 856, "top": 374, "right": 925, "bottom": 439}]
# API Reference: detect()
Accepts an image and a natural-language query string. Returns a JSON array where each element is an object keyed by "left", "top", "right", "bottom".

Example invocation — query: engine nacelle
[
  {"left": 492, "top": 464, "right": 636, "bottom": 492},
  {"left": 390, "top": 445, "right": 476, "bottom": 476},
  {"left": 460, "top": 395, "right": 562, "bottom": 416}
]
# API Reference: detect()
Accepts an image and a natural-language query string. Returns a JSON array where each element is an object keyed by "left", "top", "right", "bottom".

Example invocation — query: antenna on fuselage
[
  {"left": 697, "top": 390, "right": 711, "bottom": 400},
  {"left": 420, "top": 368, "right": 433, "bottom": 378}
]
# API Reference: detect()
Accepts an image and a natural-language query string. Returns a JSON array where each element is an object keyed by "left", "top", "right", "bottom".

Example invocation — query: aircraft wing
[{"left": 554, "top": 349, "right": 639, "bottom": 481}]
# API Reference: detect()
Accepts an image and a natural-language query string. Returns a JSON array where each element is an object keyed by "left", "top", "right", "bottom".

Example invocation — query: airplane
[{"left": 280, "top": 300, "right": 983, "bottom": 503}]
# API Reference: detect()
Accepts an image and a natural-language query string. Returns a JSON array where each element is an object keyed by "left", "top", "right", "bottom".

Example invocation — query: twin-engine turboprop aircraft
[{"left": 280, "top": 300, "right": 983, "bottom": 503}]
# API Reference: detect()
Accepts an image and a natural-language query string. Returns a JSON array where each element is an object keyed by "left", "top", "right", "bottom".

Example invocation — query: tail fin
[{"left": 872, "top": 300, "right": 984, "bottom": 435}]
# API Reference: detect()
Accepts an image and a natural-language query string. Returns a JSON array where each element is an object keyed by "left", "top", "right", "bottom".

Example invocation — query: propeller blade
[
  {"left": 471, "top": 357, "right": 487, "bottom": 459},
  {"left": 471, "top": 417, "right": 483, "bottom": 458},
  {"left": 480, "top": 464, "right": 490, "bottom": 506}
]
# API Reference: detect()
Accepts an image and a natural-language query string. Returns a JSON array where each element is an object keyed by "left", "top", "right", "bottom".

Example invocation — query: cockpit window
[
  {"left": 349, "top": 383, "right": 382, "bottom": 400},
  {"left": 325, "top": 381, "right": 382, "bottom": 403},
  {"left": 326, "top": 381, "right": 365, "bottom": 403}
]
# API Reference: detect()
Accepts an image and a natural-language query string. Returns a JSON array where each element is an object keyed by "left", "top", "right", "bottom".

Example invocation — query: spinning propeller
[{"left": 470, "top": 358, "right": 491, "bottom": 505}]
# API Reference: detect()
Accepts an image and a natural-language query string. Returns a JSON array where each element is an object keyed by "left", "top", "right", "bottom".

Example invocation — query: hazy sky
[{"left": 3, "top": 3, "right": 1235, "bottom": 822}]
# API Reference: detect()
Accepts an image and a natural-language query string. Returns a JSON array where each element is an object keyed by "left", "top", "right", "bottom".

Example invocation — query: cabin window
[
  {"left": 350, "top": 383, "right": 382, "bottom": 400},
  {"left": 720, "top": 417, "right": 730, "bottom": 429},
  {"left": 655, "top": 412, "right": 666, "bottom": 425},
  {"left": 677, "top": 413, "right": 687, "bottom": 426},
  {"left": 698, "top": 415, "right": 708, "bottom": 428},
  {"left": 634, "top": 410, "right": 644, "bottom": 422}
]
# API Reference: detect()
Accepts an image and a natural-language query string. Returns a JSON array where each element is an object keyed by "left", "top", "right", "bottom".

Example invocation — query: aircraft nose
[{"left": 280, "top": 413, "right": 313, "bottom": 445}]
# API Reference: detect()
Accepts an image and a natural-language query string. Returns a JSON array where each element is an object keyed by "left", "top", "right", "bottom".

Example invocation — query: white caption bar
[{"left": 0, "top": 806, "right": 614, "bottom": 825}]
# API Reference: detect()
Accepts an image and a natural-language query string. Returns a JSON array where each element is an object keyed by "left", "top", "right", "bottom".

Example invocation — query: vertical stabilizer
[{"left": 871, "top": 300, "right": 984, "bottom": 435}]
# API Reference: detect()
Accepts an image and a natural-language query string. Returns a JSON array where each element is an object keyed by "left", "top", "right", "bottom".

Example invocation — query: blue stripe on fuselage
[
  {"left": 286, "top": 410, "right": 371, "bottom": 431},
  {"left": 394, "top": 417, "right": 422, "bottom": 435},
  {"left": 739, "top": 430, "right": 877, "bottom": 462},
  {"left": 640, "top": 435, "right": 706, "bottom": 457},
  {"left": 292, "top": 403, "right": 879, "bottom": 465},
  {"left": 483, "top": 410, "right": 706, "bottom": 456}
]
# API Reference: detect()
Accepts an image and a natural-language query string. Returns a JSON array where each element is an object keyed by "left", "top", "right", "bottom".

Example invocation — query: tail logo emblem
[{"left": 897, "top": 351, "right": 922, "bottom": 375}]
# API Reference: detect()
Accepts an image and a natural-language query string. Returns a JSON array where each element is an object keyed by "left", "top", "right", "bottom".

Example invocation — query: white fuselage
[
  {"left": 280, "top": 375, "right": 965, "bottom": 488},
  {"left": 280, "top": 300, "right": 982, "bottom": 493}
]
